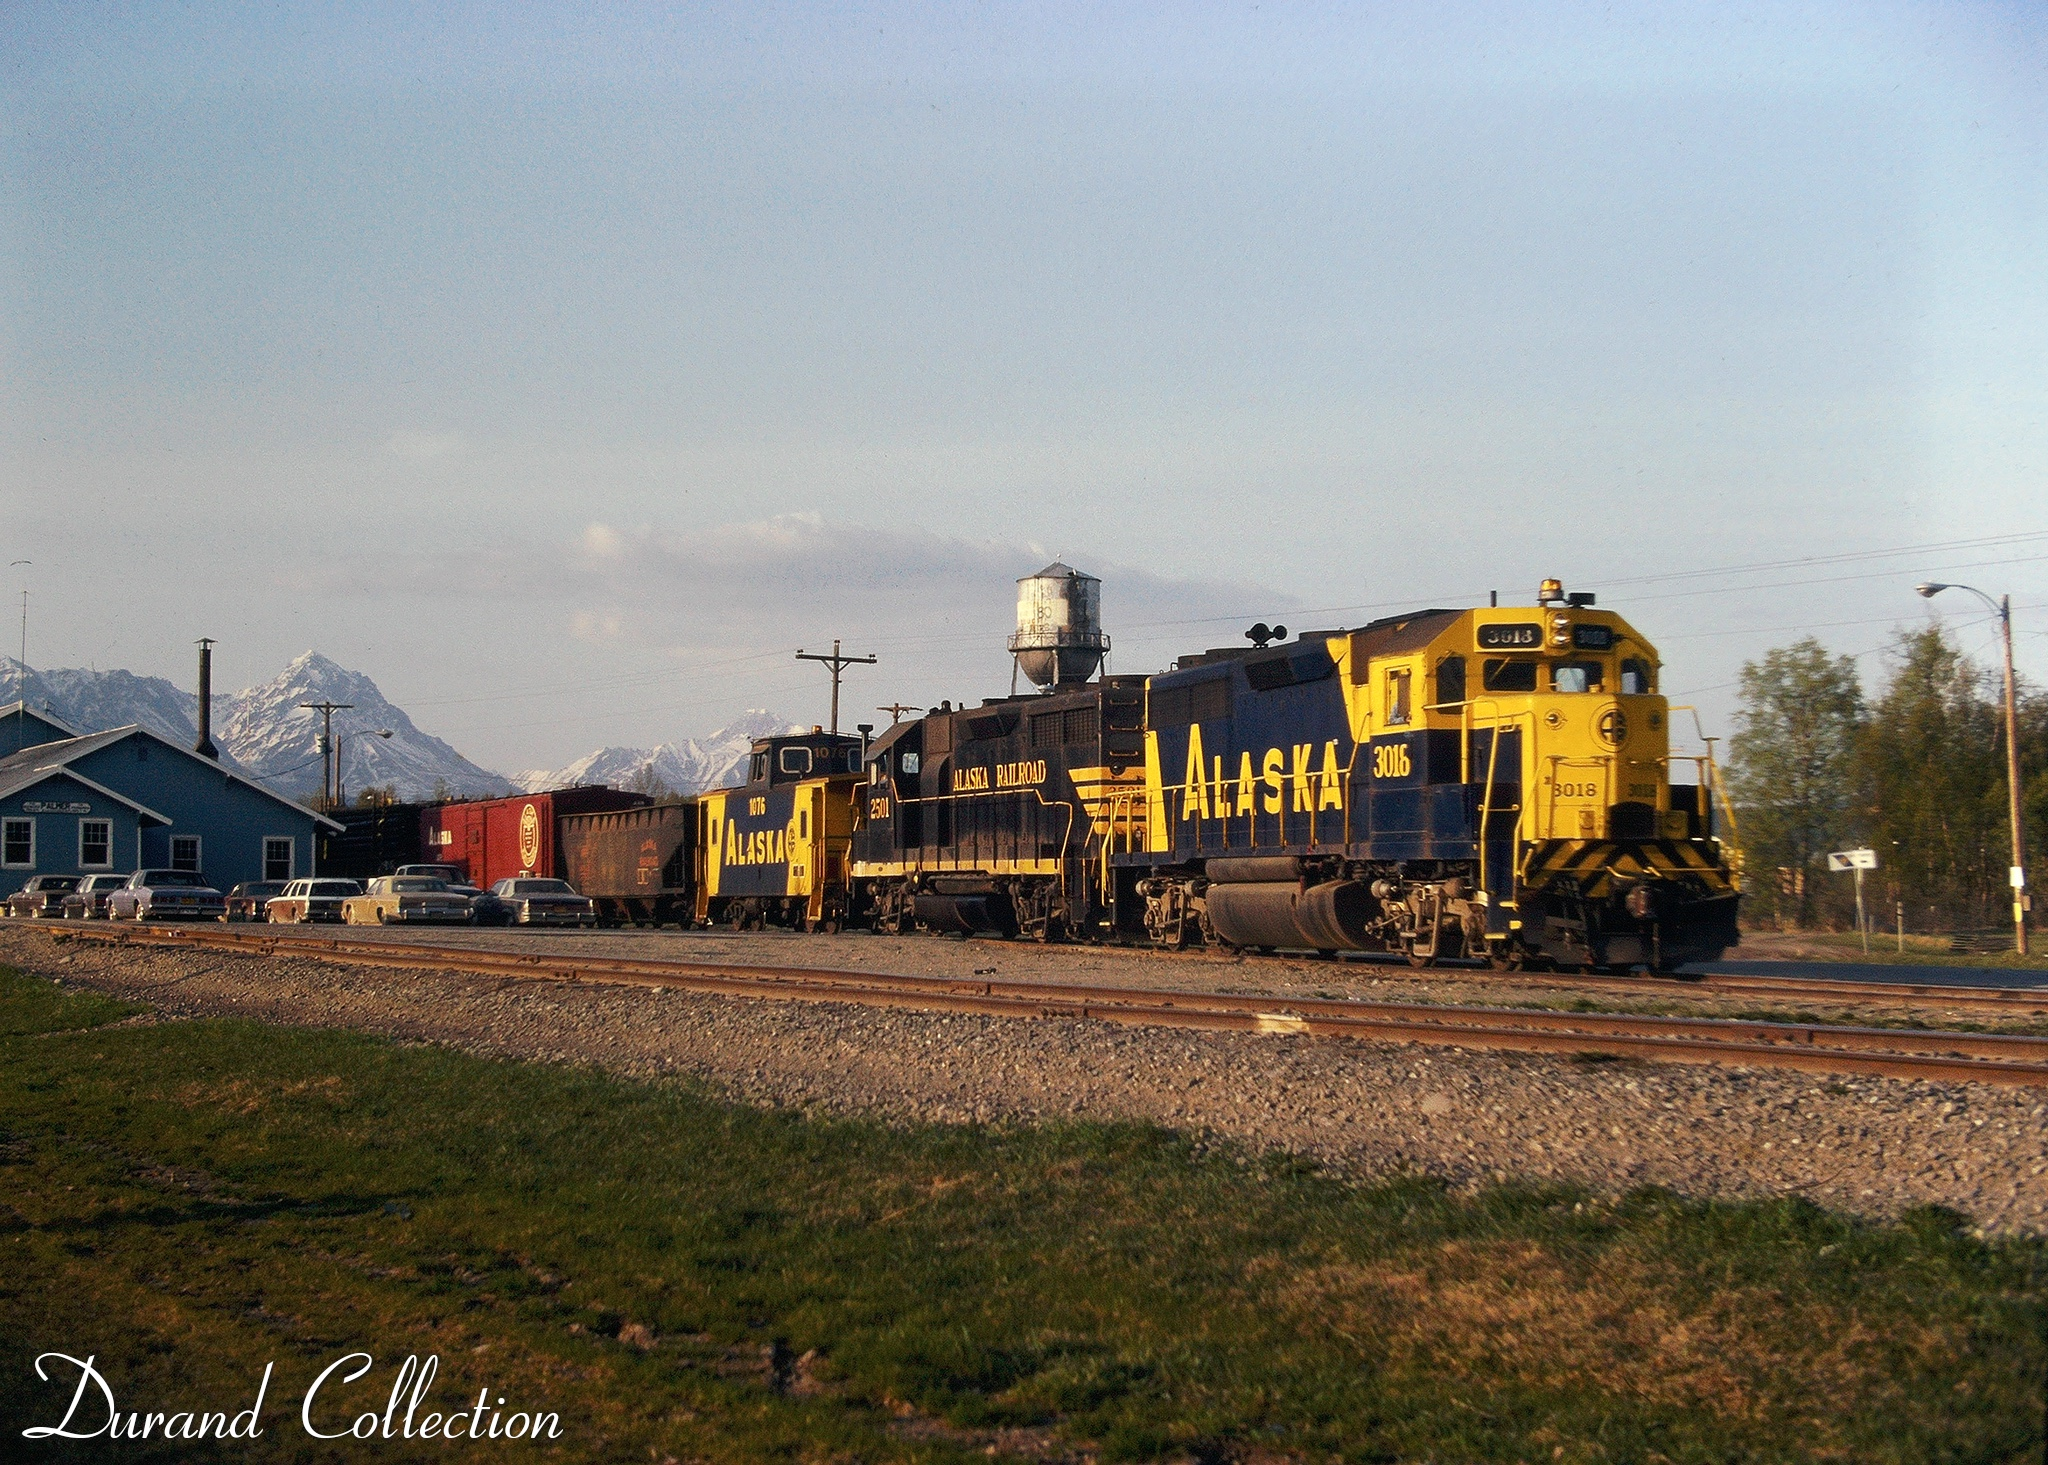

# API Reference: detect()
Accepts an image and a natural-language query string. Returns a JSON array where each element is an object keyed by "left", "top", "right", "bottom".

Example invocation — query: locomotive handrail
[
  {"left": 1463, "top": 698, "right": 1530, "bottom": 908},
  {"left": 1666, "top": 705, "right": 1745, "bottom": 890}
]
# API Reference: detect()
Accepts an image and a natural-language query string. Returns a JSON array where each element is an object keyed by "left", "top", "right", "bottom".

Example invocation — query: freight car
[
  {"left": 558, "top": 800, "right": 697, "bottom": 926},
  {"left": 849, "top": 576, "right": 1739, "bottom": 973},
  {"left": 419, "top": 787, "right": 651, "bottom": 890}
]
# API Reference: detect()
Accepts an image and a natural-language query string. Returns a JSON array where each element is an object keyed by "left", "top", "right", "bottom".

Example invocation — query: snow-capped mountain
[
  {"left": 2, "top": 653, "right": 510, "bottom": 802},
  {"left": 5, "top": 659, "right": 204, "bottom": 749},
  {"left": 218, "top": 653, "right": 513, "bottom": 802},
  {"left": 515, "top": 710, "right": 803, "bottom": 795}
]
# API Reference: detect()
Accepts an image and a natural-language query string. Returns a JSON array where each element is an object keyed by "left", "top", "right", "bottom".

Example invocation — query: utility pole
[
  {"left": 1997, "top": 593, "right": 2030, "bottom": 956},
  {"left": 8, "top": 560, "right": 28, "bottom": 693},
  {"left": 1917, "top": 582, "right": 2030, "bottom": 955},
  {"left": 299, "top": 701, "right": 354, "bottom": 811},
  {"left": 878, "top": 702, "right": 924, "bottom": 725},
  {"left": 794, "top": 640, "right": 876, "bottom": 733}
]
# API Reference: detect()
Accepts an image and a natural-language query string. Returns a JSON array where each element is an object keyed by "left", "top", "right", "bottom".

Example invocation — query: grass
[{"left": 1, "top": 964, "right": 2043, "bottom": 1464}]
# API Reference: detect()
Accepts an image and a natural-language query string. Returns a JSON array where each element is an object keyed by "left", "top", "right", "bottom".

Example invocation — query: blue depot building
[{"left": 0, "top": 698, "right": 340, "bottom": 899}]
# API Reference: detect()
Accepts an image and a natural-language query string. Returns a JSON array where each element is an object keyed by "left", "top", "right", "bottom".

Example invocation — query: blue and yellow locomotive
[{"left": 848, "top": 579, "right": 1739, "bottom": 972}]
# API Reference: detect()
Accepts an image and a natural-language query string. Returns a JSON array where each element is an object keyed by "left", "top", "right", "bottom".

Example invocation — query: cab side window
[
  {"left": 1385, "top": 668, "right": 1412, "bottom": 726},
  {"left": 1434, "top": 655, "right": 1466, "bottom": 708},
  {"left": 1621, "top": 658, "right": 1655, "bottom": 694}
]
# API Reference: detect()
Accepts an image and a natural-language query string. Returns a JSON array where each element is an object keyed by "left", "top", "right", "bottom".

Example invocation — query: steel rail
[
  {"left": 39, "top": 924, "right": 2048, "bottom": 1088},
  {"left": 12, "top": 915, "right": 2045, "bottom": 1013}
]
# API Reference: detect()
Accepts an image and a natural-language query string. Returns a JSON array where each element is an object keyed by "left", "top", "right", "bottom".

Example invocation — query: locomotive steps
[{"left": 34, "top": 922, "right": 2048, "bottom": 1090}]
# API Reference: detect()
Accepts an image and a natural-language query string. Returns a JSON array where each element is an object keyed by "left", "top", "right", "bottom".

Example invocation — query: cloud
[
  {"left": 570, "top": 608, "right": 626, "bottom": 643},
  {"left": 315, "top": 514, "right": 1299, "bottom": 664}
]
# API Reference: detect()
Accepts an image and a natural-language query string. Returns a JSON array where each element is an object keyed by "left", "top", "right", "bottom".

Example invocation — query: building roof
[
  {"left": 0, "top": 700, "right": 82, "bottom": 738},
  {"left": 0, "top": 725, "right": 345, "bottom": 832},
  {"left": 0, "top": 760, "right": 170, "bottom": 825}
]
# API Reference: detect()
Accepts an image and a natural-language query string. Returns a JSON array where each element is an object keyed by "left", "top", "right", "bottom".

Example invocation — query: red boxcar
[{"left": 419, "top": 787, "right": 651, "bottom": 888}]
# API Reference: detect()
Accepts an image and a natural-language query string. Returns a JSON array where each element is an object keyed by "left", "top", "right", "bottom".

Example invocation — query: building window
[
  {"left": 79, "top": 820, "right": 112, "bottom": 869},
  {"left": 264, "top": 837, "right": 294, "bottom": 882},
  {"left": 171, "top": 835, "right": 202, "bottom": 872},
  {"left": 3, "top": 818, "right": 32, "bottom": 868}
]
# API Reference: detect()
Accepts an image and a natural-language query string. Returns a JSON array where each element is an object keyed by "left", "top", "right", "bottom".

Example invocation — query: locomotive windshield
[
  {"left": 1481, "top": 658, "right": 1538, "bottom": 692},
  {"left": 1551, "top": 661, "right": 1605, "bottom": 693}
]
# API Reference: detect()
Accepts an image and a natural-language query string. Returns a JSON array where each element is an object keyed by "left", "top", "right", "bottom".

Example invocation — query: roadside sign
[{"left": 1827, "top": 849, "right": 1878, "bottom": 872}]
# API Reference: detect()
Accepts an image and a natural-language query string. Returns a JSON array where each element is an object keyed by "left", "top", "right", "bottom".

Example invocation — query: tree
[
  {"left": 1860, "top": 627, "right": 2007, "bottom": 930},
  {"left": 624, "top": 763, "right": 675, "bottom": 800},
  {"left": 1729, "top": 639, "right": 1865, "bottom": 928}
]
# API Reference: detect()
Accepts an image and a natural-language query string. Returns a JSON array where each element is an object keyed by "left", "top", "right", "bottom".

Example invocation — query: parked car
[
  {"left": 264, "top": 878, "right": 364, "bottom": 925},
  {"left": 6, "top": 874, "right": 81, "bottom": 919},
  {"left": 394, "top": 863, "right": 470, "bottom": 885},
  {"left": 394, "top": 862, "right": 484, "bottom": 910},
  {"left": 62, "top": 873, "right": 134, "bottom": 920},
  {"left": 106, "top": 870, "right": 227, "bottom": 923},
  {"left": 224, "top": 881, "right": 289, "bottom": 923},
  {"left": 340, "top": 876, "right": 473, "bottom": 926},
  {"left": 485, "top": 877, "right": 599, "bottom": 928}
]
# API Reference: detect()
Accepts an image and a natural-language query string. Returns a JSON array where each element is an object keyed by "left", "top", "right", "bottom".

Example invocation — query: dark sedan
[
  {"left": 62, "top": 873, "right": 134, "bottom": 919},
  {"left": 485, "top": 878, "right": 598, "bottom": 928},
  {"left": 224, "top": 881, "right": 289, "bottom": 923},
  {"left": 6, "top": 874, "right": 80, "bottom": 919},
  {"left": 106, "top": 869, "right": 227, "bottom": 922}
]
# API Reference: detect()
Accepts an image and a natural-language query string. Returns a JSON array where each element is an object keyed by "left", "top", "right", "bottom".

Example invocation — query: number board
[
  {"left": 1571, "top": 625, "right": 1615, "bottom": 650},
  {"left": 1476, "top": 623, "right": 1541, "bottom": 650}
]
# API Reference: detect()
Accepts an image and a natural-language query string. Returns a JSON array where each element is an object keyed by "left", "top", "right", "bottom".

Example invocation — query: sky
[{"left": 2, "top": 1, "right": 2043, "bottom": 774}]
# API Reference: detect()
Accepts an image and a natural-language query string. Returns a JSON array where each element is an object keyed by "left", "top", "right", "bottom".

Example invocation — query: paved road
[{"left": 1683, "top": 957, "right": 2048, "bottom": 989}]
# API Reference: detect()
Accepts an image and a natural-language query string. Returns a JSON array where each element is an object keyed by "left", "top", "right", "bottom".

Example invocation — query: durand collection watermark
[{"left": 23, "top": 1352, "right": 561, "bottom": 1444}]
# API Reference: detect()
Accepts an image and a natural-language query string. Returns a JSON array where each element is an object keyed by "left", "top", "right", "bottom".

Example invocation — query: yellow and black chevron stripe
[
  {"left": 1069, "top": 765, "right": 1147, "bottom": 840},
  {"left": 1519, "top": 839, "right": 1737, "bottom": 899}
]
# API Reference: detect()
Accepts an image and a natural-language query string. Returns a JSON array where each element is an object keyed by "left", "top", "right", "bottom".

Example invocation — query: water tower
[{"left": 1008, "top": 561, "right": 1110, "bottom": 689}]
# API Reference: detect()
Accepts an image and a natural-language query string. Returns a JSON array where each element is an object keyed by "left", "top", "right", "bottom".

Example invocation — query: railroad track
[{"left": 36, "top": 923, "right": 2048, "bottom": 1089}]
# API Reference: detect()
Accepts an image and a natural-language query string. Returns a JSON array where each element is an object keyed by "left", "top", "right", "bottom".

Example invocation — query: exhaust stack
[{"left": 194, "top": 638, "right": 219, "bottom": 760}]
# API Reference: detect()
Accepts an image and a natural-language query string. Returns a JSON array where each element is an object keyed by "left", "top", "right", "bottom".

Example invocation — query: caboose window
[
  {"left": 1551, "top": 661, "right": 1604, "bottom": 694},
  {"left": 1482, "top": 658, "right": 1538, "bottom": 692},
  {"left": 779, "top": 747, "right": 812, "bottom": 775},
  {"left": 749, "top": 752, "right": 767, "bottom": 782},
  {"left": 1384, "top": 668, "right": 1412, "bottom": 725}
]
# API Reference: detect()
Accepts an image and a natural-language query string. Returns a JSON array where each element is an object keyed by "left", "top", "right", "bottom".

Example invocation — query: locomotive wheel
[
  {"left": 1486, "top": 945, "right": 1524, "bottom": 972},
  {"left": 1406, "top": 948, "right": 1436, "bottom": 969}
]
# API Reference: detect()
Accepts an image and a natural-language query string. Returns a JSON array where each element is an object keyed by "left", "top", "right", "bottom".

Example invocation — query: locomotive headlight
[{"left": 1549, "top": 613, "right": 1571, "bottom": 646}]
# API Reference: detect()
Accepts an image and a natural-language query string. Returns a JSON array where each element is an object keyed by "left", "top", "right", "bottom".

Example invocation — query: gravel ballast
[{"left": 6, "top": 926, "right": 2045, "bottom": 1235}]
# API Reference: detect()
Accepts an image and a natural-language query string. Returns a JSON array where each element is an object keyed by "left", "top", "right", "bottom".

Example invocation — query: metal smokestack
[{"left": 194, "top": 638, "right": 219, "bottom": 759}]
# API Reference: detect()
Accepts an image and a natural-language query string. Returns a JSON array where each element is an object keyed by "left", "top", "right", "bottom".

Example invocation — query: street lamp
[
  {"left": 1917, "top": 582, "right": 2030, "bottom": 954},
  {"left": 335, "top": 729, "right": 395, "bottom": 810}
]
